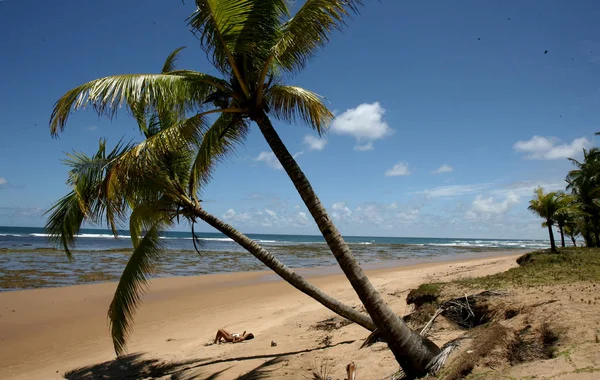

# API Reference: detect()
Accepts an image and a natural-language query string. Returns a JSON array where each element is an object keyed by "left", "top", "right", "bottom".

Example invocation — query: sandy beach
[{"left": 0, "top": 251, "right": 530, "bottom": 379}]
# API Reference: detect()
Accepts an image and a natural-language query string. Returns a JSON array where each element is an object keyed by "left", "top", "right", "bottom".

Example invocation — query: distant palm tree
[
  {"left": 48, "top": 1, "right": 440, "bottom": 376},
  {"left": 528, "top": 187, "right": 563, "bottom": 253},
  {"left": 564, "top": 222, "right": 581, "bottom": 247},
  {"left": 47, "top": 64, "right": 375, "bottom": 355},
  {"left": 553, "top": 193, "right": 578, "bottom": 248},
  {"left": 567, "top": 148, "right": 600, "bottom": 247}
]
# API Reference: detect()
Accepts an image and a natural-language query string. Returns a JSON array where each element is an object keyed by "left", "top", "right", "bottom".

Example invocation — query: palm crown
[
  {"left": 49, "top": 0, "right": 362, "bottom": 198},
  {"left": 528, "top": 187, "right": 563, "bottom": 224}
]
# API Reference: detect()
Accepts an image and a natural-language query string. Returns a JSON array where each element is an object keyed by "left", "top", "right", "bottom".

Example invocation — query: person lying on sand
[{"left": 214, "top": 328, "right": 255, "bottom": 344}]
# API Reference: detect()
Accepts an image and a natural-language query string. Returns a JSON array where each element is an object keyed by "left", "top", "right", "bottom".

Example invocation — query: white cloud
[
  {"left": 255, "top": 151, "right": 303, "bottom": 170},
  {"left": 353, "top": 142, "right": 374, "bottom": 151},
  {"left": 493, "top": 180, "right": 564, "bottom": 198},
  {"left": 296, "top": 212, "right": 309, "bottom": 225},
  {"left": 330, "top": 102, "right": 393, "bottom": 150},
  {"left": 432, "top": 164, "right": 453, "bottom": 174},
  {"left": 0, "top": 177, "right": 7, "bottom": 185},
  {"left": 332, "top": 202, "right": 352, "bottom": 219},
  {"left": 221, "top": 206, "right": 311, "bottom": 230},
  {"left": 330, "top": 201, "right": 421, "bottom": 229},
  {"left": 413, "top": 183, "right": 494, "bottom": 198},
  {"left": 255, "top": 152, "right": 282, "bottom": 169},
  {"left": 0, "top": 206, "right": 44, "bottom": 218},
  {"left": 384, "top": 162, "right": 411, "bottom": 177},
  {"left": 513, "top": 136, "right": 590, "bottom": 160},
  {"left": 466, "top": 191, "right": 520, "bottom": 219},
  {"left": 223, "top": 208, "right": 252, "bottom": 223},
  {"left": 303, "top": 135, "right": 327, "bottom": 151}
]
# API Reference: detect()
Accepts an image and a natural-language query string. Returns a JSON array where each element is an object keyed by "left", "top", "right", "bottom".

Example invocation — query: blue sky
[{"left": 1, "top": 0, "right": 599, "bottom": 239}]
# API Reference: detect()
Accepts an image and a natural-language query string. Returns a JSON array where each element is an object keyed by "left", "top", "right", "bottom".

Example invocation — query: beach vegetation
[
  {"left": 527, "top": 188, "right": 571, "bottom": 253},
  {"left": 566, "top": 147, "right": 600, "bottom": 247},
  {"left": 528, "top": 143, "right": 600, "bottom": 249},
  {"left": 406, "top": 249, "right": 600, "bottom": 379}
]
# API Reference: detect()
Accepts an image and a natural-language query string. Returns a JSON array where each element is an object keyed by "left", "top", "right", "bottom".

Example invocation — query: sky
[{"left": 1, "top": 0, "right": 599, "bottom": 239}]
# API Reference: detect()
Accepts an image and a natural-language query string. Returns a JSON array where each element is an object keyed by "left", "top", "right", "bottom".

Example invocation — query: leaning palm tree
[
  {"left": 528, "top": 187, "right": 562, "bottom": 253},
  {"left": 47, "top": 87, "right": 376, "bottom": 356},
  {"left": 48, "top": 1, "right": 441, "bottom": 376}
]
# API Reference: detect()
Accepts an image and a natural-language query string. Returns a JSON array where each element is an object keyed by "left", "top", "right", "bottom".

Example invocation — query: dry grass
[
  {"left": 508, "top": 322, "right": 561, "bottom": 364},
  {"left": 438, "top": 323, "right": 509, "bottom": 380},
  {"left": 307, "top": 357, "right": 336, "bottom": 380}
]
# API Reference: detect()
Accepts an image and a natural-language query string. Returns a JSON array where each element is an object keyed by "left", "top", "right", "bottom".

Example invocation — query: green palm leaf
[
  {"left": 162, "top": 46, "right": 186, "bottom": 74},
  {"left": 266, "top": 85, "right": 333, "bottom": 134},
  {"left": 108, "top": 221, "right": 170, "bottom": 356},
  {"left": 271, "top": 0, "right": 362, "bottom": 74},
  {"left": 44, "top": 191, "right": 85, "bottom": 261},
  {"left": 187, "top": 0, "right": 287, "bottom": 80},
  {"left": 188, "top": 112, "right": 250, "bottom": 195},
  {"left": 50, "top": 72, "right": 225, "bottom": 136},
  {"left": 105, "top": 110, "right": 241, "bottom": 210},
  {"left": 45, "top": 139, "right": 136, "bottom": 260},
  {"left": 129, "top": 198, "right": 175, "bottom": 249}
]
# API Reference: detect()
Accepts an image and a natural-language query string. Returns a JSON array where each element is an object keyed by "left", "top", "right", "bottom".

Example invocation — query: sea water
[{"left": 0, "top": 226, "right": 549, "bottom": 291}]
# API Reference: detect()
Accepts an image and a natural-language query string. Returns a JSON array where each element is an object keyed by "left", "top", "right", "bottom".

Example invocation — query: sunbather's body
[{"left": 214, "top": 329, "right": 254, "bottom": 344}]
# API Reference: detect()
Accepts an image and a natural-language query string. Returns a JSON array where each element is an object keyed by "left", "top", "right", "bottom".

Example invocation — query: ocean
[{"left": 0, "top": 226, "right": 549, "bottom": 291}]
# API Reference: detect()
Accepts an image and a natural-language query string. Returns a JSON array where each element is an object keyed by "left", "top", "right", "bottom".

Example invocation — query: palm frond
[
  {"left": 162, "top": 47, "right": 186, "bottom": 73},
  {"left": 188, "top": 112, "right": 250, "bottom": 195},
  {"left": 44, "top": 138, "right": 137, "bottom": 261},
  {"left": 266, "top": 85, "right": 333, "bottom": 134},
  {"left": 44, "top": 191, "right": 85, "bottom": 261},
  {"left": 65, "top": 139, "right": 135, "bottom": 231},
  {"left": 187, "top": 0, "right": 287, "bottom": 82},
  {"left": 108, "top": 221, "right": 169, "bottom": 356},
  {"left": 129, "top": 199, "right": 174, "bottom": 249},
  {"left": 105, "top": 110, "right": 235, "bottom": 209},
  {"left": 50, "top": 72, "right": 223, "bottom": 136},
  {"left": 271, "top": 0, "right": 362, "bottom": 74}
]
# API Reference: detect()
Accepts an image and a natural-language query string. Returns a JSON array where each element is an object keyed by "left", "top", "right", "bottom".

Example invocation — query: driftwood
[{"left": 420, "top": 307, "right": 444, "bottom": 336}]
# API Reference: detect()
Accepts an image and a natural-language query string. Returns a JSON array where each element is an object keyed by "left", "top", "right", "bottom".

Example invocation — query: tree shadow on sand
[
  {"left": 64, "top": 340, "right": 355, "bottom": 380},
  {"left": 63, "top": 353, "right": 205, "bottom": 380}
]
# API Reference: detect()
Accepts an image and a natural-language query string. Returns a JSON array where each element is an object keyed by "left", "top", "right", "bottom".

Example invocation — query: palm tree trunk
[
  {"left": 254, "top": 113, "right": 440, "bottom": 378},
  {"left": 558, "top": 225, "right": 565, "bottom": 248},
  {"left": 547, "top": 220, "right": 558, "bottom": 253},
  {"left": 191, "top": 204, "right": 376, "bottom": 331},
  {"left": 584, "top": 217, "right": 594, "bottom": 247}
]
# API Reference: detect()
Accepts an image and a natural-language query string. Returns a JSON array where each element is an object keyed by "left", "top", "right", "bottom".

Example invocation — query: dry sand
[{"left": 3, "top": 250, "right": 590, "bottom": 379}]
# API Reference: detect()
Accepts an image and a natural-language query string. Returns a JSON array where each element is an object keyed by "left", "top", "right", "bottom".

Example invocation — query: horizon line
[{"left": 0, "top": 225, "right": 548, "bottom": 242}]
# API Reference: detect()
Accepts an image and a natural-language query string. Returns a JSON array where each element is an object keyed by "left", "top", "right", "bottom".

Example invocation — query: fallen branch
[{"left": 420, "top": 307, "right": 444, "bottom": 337}]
